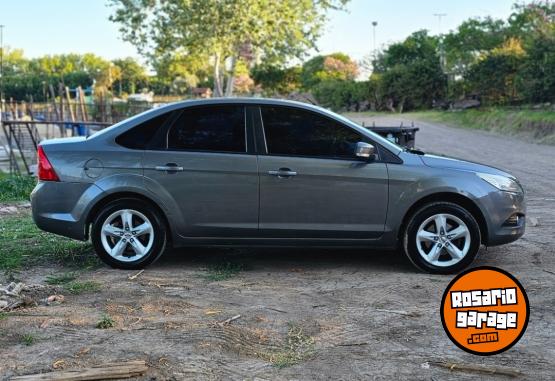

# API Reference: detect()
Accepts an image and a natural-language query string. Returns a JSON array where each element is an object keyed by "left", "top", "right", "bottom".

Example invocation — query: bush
[{"left": 312, "top": 80, "right": 370, "bottom": 112}]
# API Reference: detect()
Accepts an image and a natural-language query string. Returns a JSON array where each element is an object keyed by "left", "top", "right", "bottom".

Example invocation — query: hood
[{"left": 420, "top": 154, "right": 514, "bottom": 178}]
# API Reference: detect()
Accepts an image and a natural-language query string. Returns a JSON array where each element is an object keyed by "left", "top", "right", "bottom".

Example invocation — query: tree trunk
[
  {"left": 224, "top": 55, "right": 237, "bottom": 97},
  {"left": 398, "top": 98, "right": 405, "bottom": 113},
  {"left": 213, "top": 53, "right": 223, "bottom": 97},
  {"left": 385, "top": 98, "right": 395, "bottom": 112}
]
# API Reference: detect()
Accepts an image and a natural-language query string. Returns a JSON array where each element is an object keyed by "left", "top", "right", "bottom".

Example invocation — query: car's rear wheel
[
  {"left": 91, "top": 198, "right": 167, "bottom": 269},
  {"left": 403, "top": 202, "right": 481, "bottom": 274}
]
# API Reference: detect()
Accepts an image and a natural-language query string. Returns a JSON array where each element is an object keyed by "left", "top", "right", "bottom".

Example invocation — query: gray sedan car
[{"left": 31, "top": 98, "right": 525, "bottom": 273}]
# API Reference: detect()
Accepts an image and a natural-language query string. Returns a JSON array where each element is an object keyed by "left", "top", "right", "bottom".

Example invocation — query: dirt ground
[{"left": 1, "top": 115, "right": 554, "bottom": 380}]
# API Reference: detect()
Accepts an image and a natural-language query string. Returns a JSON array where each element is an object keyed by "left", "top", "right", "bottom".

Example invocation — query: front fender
[{"left": 385, "top": 162, "right": 490, "bottom": 239}]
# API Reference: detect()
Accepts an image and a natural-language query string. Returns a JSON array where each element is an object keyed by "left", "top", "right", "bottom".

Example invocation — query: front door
[{"left": 257, "top": 106, "right": 388, "bottom": 238}]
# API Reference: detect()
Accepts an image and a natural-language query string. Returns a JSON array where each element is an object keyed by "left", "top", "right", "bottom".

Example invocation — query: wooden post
[
  {"left": 28, "top": 95, "right": 35, "bottom": 120},
  {"left": 98, "top": 90, "right": 104, "bottom": 123},
  {"left": 48, "top": 84, "right": 62, "bottom": 137},
  {"left": 65, "top": 86, "right": 76, "bottom": 122},
  {"left": 65, "top": 86, "right": 76, "bottom": 136},
  {"left": 48, "top": 84, "right": 60, "bottom": 120},
  {"left": 58, "top": 83, "right": 65, "bottom": 136},
  {"left": 78, "top": 86, "right": 88, "bottom": 121},
  {"left": 26, "top": 96, "right": 40, "bottom": 144},
  {"left": 9, "top": 98, "right": 16, "bottom": 120}
]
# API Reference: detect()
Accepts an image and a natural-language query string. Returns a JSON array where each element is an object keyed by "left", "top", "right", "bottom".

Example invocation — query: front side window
[
  {"left": 167, "top": 105, "right": 246, "bottom": 153},
  {"left": 261, "top": 106, "right": 363, "bottom": 159}
]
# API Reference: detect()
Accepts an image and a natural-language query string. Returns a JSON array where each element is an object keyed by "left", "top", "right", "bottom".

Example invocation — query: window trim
[
  {"left": 163, "top": 104, "right": 249, "bottom": 155},
  {"left": 256, "top": 105, "right": 382, "bottom": 162}
]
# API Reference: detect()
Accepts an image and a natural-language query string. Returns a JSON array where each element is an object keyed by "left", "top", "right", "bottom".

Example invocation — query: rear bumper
[
  {"left": 478, "top": 190, "right": 526, "bottom": 246},
  {"left": 31, "top": 181, "right": 104, "bottom": 240}
]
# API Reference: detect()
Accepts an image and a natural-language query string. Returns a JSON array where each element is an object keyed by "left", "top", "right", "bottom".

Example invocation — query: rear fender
[{"left": 87, "top": 174, "right": 186, "bottom": 241}]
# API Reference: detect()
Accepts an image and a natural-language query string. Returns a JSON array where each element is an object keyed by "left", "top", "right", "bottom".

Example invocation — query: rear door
[
  {"left": 256, "top": 105, "right": 388, "bottom": 239},
  {"left": 142, "top": 105, "right": 259, "bottom": 237}
]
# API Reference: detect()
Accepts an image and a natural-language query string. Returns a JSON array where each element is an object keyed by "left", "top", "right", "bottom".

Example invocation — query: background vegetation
[{"left": 1, "top": 1, "right": 553, "bottom": 113}]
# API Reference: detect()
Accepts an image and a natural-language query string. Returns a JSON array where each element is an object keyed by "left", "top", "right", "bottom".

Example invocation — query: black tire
[
  {"left": 403, "top": 202, "right": 481, "bottom": 274},
  {"left": 91, "top": 198, "right": 167, "bottom": 269}
]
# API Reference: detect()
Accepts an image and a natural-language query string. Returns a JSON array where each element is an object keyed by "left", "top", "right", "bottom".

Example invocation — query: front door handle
[
  {"left": 155, "top": 163, "right": 184, "bottom": 172},
  {"left": 268, "top": 168, "right": 298, "bottom": 178}
]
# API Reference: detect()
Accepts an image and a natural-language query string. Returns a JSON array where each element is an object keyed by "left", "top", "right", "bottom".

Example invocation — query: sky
[{"left": 0, "top": 0, "right": 516, "bottom": 64}]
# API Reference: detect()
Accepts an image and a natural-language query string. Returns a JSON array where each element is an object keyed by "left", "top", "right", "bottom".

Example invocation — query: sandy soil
[{"left": 1, "top": 115, "right": 554, "bottom": 380}]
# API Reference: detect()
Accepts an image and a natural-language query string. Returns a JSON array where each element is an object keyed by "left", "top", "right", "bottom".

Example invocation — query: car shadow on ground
[{"left": 153, "top": 246, "right": 419, "bottom": 274}]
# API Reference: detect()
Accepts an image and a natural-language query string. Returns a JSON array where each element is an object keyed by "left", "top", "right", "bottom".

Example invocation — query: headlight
[{"left": 477, "top": 173, "right": 522, "bottom": 193}]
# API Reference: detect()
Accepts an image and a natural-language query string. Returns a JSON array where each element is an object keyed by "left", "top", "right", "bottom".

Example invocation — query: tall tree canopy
[
  {"left": 109, "top": 0, "right": 348, "bottom": 96},
  {"left": 300, "top": 53, "right": 358, "bottom": 89},
  {"left": 372, "top": 30, "right": 446, "bottom": 112}
]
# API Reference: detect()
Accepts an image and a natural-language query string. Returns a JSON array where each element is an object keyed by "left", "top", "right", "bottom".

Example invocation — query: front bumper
[
  {"left": 31, "top": 181, "right": 104, "bottom": 241},
  {"left": 478, "top": 190, "right": 526, "bottom": 246}
]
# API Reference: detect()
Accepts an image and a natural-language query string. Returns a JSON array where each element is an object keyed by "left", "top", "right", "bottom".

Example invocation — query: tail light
[{"left": 37, "top": 146, "right": 59, "bottom": 182}]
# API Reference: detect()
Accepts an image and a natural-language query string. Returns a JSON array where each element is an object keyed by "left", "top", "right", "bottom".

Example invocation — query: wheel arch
[
  {"left": 85, "top": 191, "right": 172, "bottom": 244},
  {"left": 399, "top": 192, "right": 488, "bottom": 245}
]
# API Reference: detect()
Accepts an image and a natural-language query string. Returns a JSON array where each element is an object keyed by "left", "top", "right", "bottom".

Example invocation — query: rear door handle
[
  {"left": 268, "top": 168, "right": 297, "bottom": 178},
  {"left": 155, "top": 163, "right": 184, "bottom": 172}
]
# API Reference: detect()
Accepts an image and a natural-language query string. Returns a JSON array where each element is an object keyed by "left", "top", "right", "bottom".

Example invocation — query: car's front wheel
[
  {"left": 91, "top": 198, "right": 167, "bottom": 269},
  {"left": 403, "top": 202, "right": 481, "bottom": 274}
]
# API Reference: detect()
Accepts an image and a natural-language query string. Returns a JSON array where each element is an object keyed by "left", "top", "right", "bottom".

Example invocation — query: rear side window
[
  {"left": 167, "top": 105, "right": 246, "bottom": 153},
  {"left": 116, "top": 112, "right": 172, "bottom": 149},
  {"left": 261, "top": 106, "right": 363, "bottom": 159}
]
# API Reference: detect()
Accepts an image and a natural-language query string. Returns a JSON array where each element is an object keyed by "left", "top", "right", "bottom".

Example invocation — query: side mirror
[{"left": 355, "top": 142, "right": 375, "bottom": 160}]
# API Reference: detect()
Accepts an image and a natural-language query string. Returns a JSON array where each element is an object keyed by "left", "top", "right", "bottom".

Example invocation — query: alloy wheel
[
  {"left": 100, "top": 209, "right": 154, "bottom": 262},
  {"left": 416, "top": 213, "right": 471, "bottom": 267}
]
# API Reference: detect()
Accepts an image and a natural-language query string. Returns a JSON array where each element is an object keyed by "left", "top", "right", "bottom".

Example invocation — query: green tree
[
  {"left": 443, "top": 17, "right": 507, "bottom": 78},
  {"left": 109, "top": 0, "right": 348, "bottom": 97},
  {"left": 300, "top": 53, "right": 358, "bottom": 89},
  {"left": 517, "top": 32, "right": 555, "bottom": 102},
  {"left": 507, "top": 1, "right": 555, "bottom": 40},
  {"left": 151, "top": 51, "right": 212, "bottom": 95},
  {"left": 466, "top": 38, "right": 526, "bottom": 104},
  {"left": 112, "top": 57, "right": 148, "bottom": 95},
  {"left": 2, "top": 47, "right": 29, "bottom": 76},
  {"left": 373, "top": 30, "right": 446, "bottom": 112},
  {"left": 374, "top": 30, "right": 440, "bottom": 70},
  {"left": 251, "top": 64, "right": 302, "bottom": 95}
]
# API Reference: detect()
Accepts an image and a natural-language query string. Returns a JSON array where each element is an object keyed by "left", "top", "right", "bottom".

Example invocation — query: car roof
[{"left": 161, "top": 97, "right": 324, "bottom": 112}]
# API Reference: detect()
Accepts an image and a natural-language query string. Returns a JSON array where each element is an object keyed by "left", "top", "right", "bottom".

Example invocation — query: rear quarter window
[{"left": 115, "top": 112, "right": 173, "bottom": 149}]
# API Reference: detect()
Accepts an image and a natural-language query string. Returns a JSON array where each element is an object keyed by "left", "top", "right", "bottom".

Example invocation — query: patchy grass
[
  {"left": 65, "top": 281, "right": 101, "bottom": 295},
  {"left": 202, "top": 261, "right": 247, "bottom": 281},
  {"left": 268, "top": 324, "right": 316, "bottom": 368},
  {"left": 0, "top": 213, "right": 97, "bottom": 271},
  {"left": 407, "top": 108, "right": 555, "bottom": 144},
  {"left": 46, "top": 272, "right": 100, "bottom": 294},
  {"left": 21, "top": 333, "right": 36, "bottom": 346},
  {"left": 45, "top": 272, "right": 78, "bottom": 285},
  {"left": 96, "top": 314, "right": 115, "bottom": 329},
  {"left": 0, "top": 173, "right": 36, "bottom": 202},
  {"left": 0, "top": 312, "right": 8, "bottom": 320}
]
